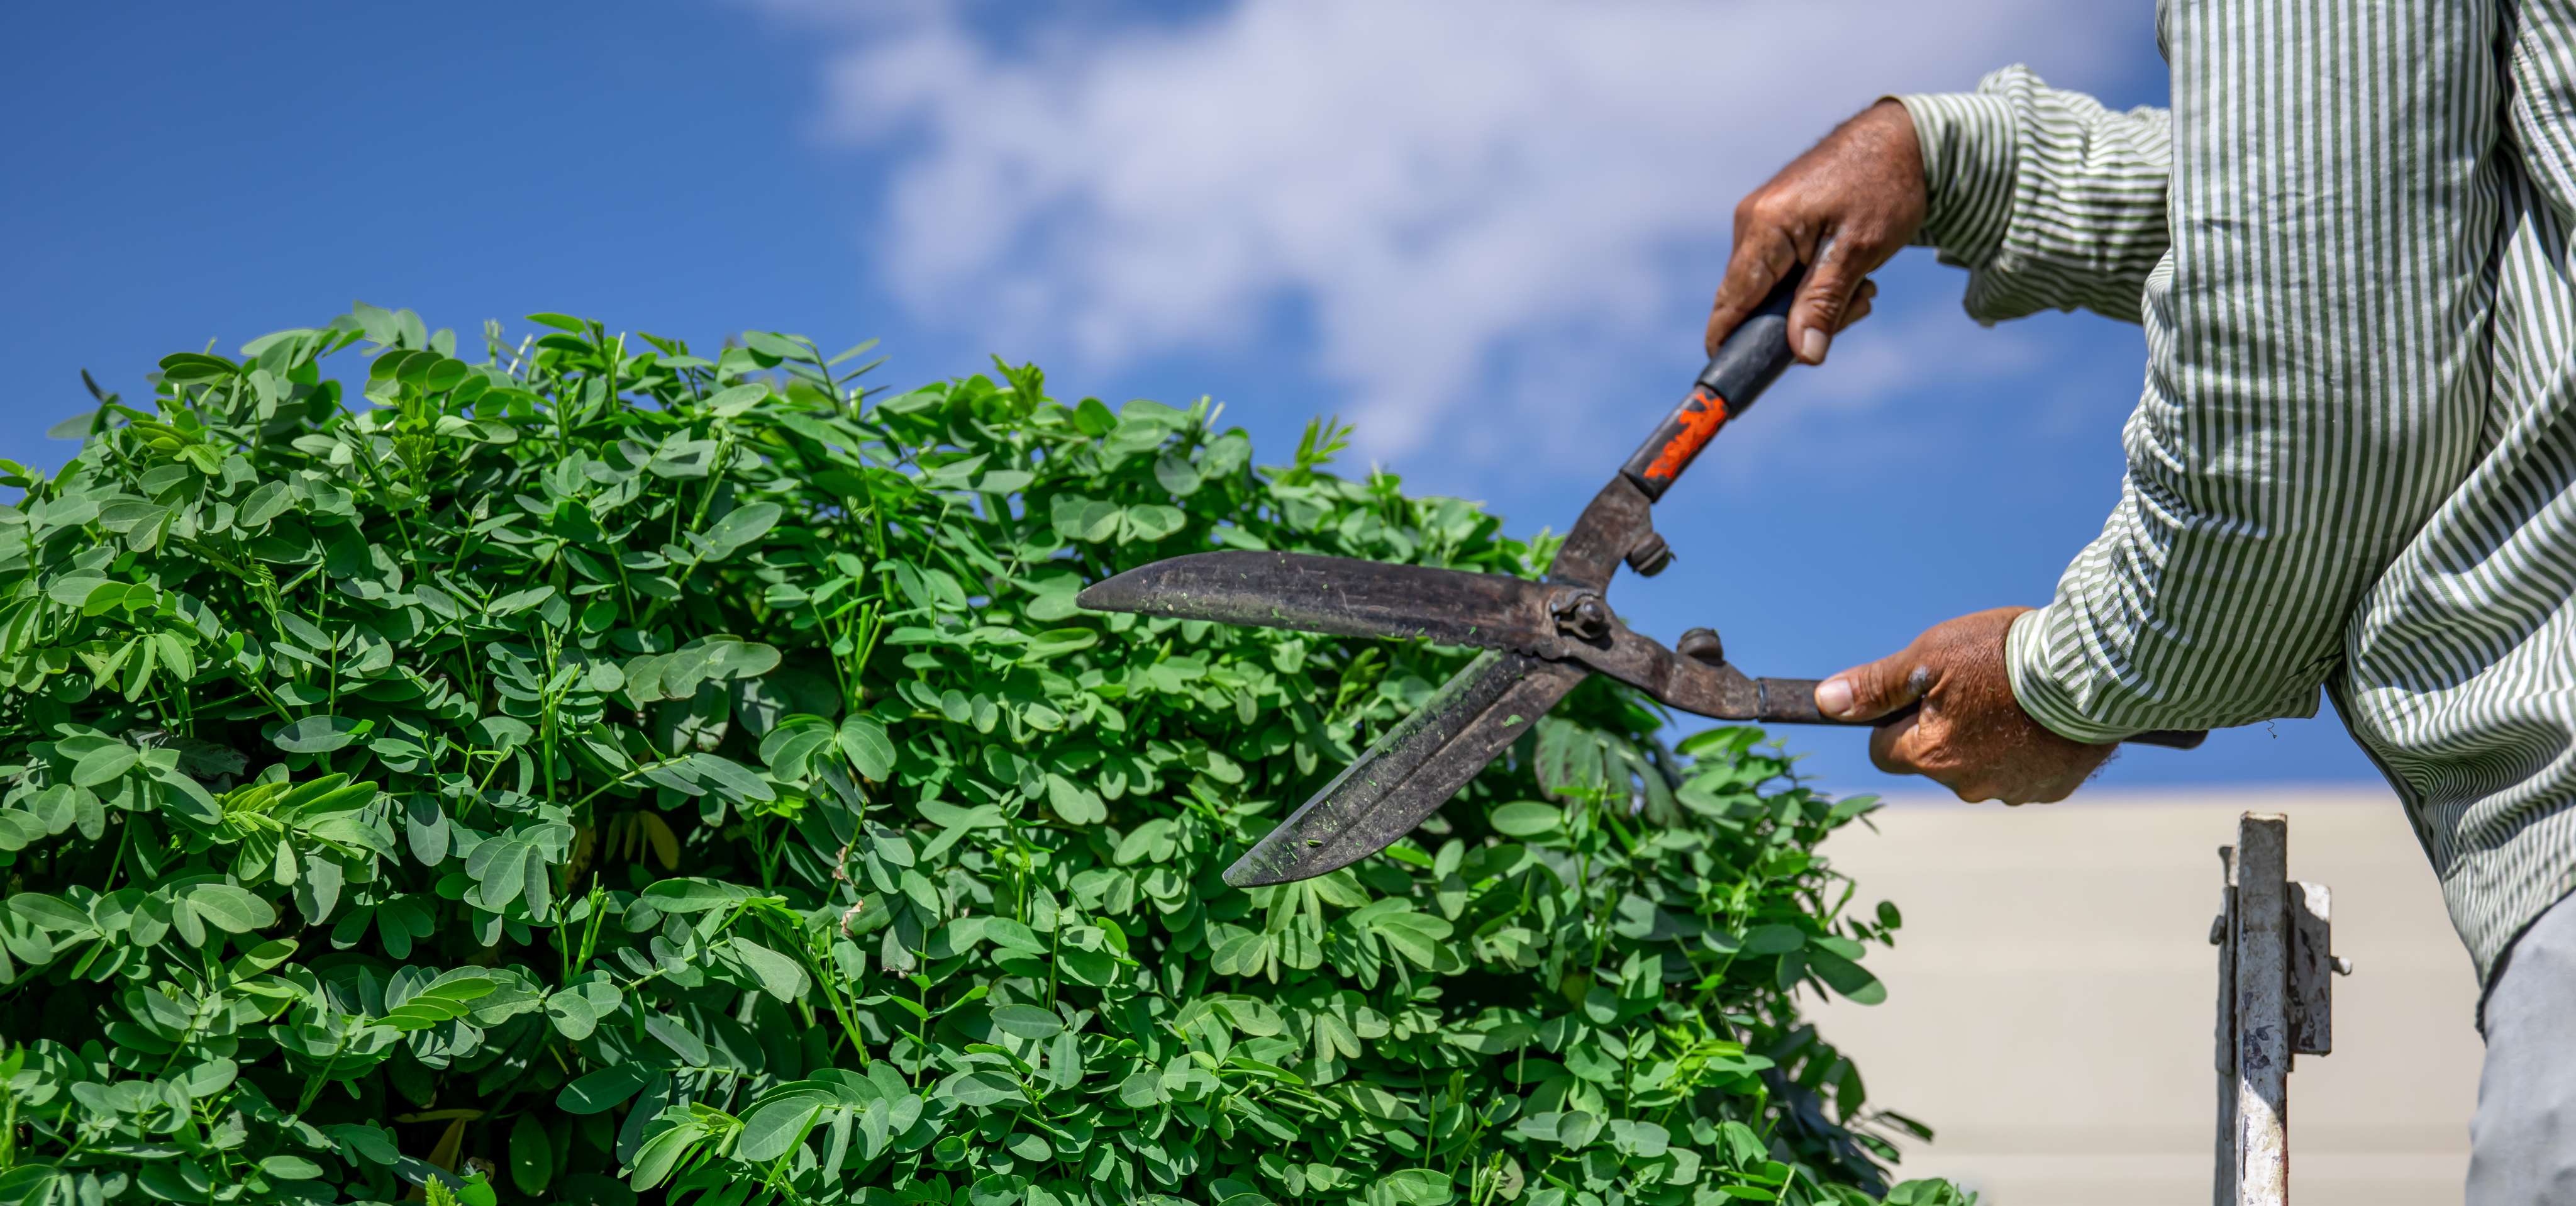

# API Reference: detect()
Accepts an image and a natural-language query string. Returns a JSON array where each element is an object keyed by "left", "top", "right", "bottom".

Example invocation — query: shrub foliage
[{"left": 0, "top": 306, "right": 1966, "bottom": 1206}]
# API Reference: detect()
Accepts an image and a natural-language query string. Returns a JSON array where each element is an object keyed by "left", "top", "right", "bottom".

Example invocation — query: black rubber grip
[{"left": 1619, "top": 272, "right": 1802, "bottom": 501}]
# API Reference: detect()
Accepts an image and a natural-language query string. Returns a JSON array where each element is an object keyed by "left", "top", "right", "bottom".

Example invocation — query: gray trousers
[{"left": 2468, "top": 890, "right": 2576, "bottom": 1203}]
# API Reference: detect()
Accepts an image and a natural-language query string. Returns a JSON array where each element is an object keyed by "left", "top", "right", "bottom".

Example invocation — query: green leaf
[
  {"left": 378, "top": 970, "right": 496, "bottom": 1030},
  {"left": 47, "top": 576, "right": 110, "bottom": 606},
  {"left": 1072, "top": 397, "right": 1117, "bottom": 435},
  {"left": 1051, "top": 496, "right": 1121, "bottom": 543},
  {"left": 742, "top": 331, "right": 810, "bottom": 362},
  {"left": 990, "top": 1003, "right": 1063, "bottom": 1039},
  {"left": 1487, "top": 800, "right": 1561, "bottom": 837},
  {"left": 1743, "top": 924, "right": 1806, "bottom": 956},
  {"left": 686, "top": 753, "right": 772, "bottom": 802},
  {"left": 640, "top": 878, "right": 752, "bottom": 914},
  {"left": 257, "top": 1156, "right": 323, "bottom": 1181},
  {"left": 836, "top": 715, "right": 894, "bottom": 780},
  {"left": 545, "top": 989, "right": 599, "bottom": 1040},
  {"left": 1152, "top": 452, "right": 1202, "bottom": 497},
  {"left": 158, "top": 352, "right": 240, "bottom": 382},
  {"left": 274, "top": 715, "right": 366, "bottom": 754},
  {"left": 1804, "top": 946, "right": 1887, "bottom": 1005},
  {"left": 1121, "top": 503, "right": 1186, "bottom": 542},
  {"left": 237, "top": 481, "right": 292, "bottom": 527},
  {"left": 738, "top": 1097, "right": 826, "bottom": 1163},
  {"left": 491, "top": 586, "right": 556, "bottom": 615},
  {"left": 0, "top": 1166, "right": 60, "bottom": 1203},
  {"left": 69, "top": 741, "right": 138, "bottom": 787},
  {"left": 1609, "top": 1117, "right": 1670, "bottom": 1158},
  {"left": 1045, "top": 774, "right": 1106, "bottom": 825},
  {"left": 1368, "top": 1170, "right": 1453, "bottom": 1206},
  {"left": 326, "top": 1122, "right": 401, "bottom": 1166},
  {"left": 940, "top": 1070, "right": 1023, "bottom": 1108},
  {"left": 730, "top": 937, "right": 810, "bottom": 1003},
  {"left": 703, "top": 639, "right": 780, "bottom": 680},
  {"left": 1021, "top": 628, "right": 1098, "bottom": 659},
  {"left": 8, "top": 893, "right": 92, "bottom": 932},
  {"left": 506, "top": 1117, "right": 552, "bottom": 1195},
  {"left": 1366, "top": 909, "right": 1454, "bottom": 969},
  {"left": 643, "top": 1012, "right": 709, "bottom": 1066},
  {"left": 701, "top": 503, "right": 782, "bottom": 557},
  {"left": 984, "top": 918, "right": 1045, "bottom": 955},
  {"left": 183, "top": 884, "right": 275, "bottom": 934},
  {"left": 758, "top": 715, "right": 836, "bottom": 779},
  {"left": 557, "top": 1064, "right": 654, "bottom": 1115},
  {"left": 704, "top": 383, "right": 768, "bottom": 415}
]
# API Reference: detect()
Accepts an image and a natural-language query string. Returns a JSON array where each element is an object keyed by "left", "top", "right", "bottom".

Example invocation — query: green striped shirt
[{"left": 1899, "top": 1, "right": 2576, "bottom": 991}]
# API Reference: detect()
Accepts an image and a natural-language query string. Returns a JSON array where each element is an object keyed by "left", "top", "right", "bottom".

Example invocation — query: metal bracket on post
[{"left": 2211, "top": 813, "right": 2350, "bottom": 1206}]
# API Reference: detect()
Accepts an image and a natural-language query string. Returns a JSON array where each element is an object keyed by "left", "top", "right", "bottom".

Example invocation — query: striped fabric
[{"left": 1897, "top": 1, "right": 2576, "bottom": 995}]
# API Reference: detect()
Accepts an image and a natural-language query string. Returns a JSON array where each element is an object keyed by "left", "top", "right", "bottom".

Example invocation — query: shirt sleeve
[
  {"left": 1896, "top": 67, "right": 2172, "bottom": 326},
  {"left": 1997, "top": 3, "right": 2502, "bottom": 742}
]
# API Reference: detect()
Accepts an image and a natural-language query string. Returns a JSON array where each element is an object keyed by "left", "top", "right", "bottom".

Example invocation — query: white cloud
[{"left": 788, "top": 1, "right": 2142, "bottom": 461}]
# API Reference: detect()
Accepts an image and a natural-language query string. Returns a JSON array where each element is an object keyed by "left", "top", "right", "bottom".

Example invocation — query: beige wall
[{"left": 1808, "top": 790, "right": 2485, "bottom": 1205}]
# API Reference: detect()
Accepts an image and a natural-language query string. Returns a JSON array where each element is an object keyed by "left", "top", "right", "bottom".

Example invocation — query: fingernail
[
  {"left": 1800, "top": 328, "right": 1829, "bottom": 364},
  {"left": 1816, "top": 677, "right": 1853, "bottom": 717}
]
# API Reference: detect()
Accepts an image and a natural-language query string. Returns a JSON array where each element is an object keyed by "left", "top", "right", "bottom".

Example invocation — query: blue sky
[{"left": 0, "top": 1, "right": 2385, "bottom": 795}]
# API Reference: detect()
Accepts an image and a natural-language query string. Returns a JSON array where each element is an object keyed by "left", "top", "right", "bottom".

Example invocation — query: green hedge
[{"left": 0, "top": 306, "right": 1968, "bottom": 1206}]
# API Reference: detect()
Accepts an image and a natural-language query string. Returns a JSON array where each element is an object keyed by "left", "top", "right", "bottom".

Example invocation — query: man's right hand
[{"left": 1706, "top": 98, "right": 1929, "bottom": 366}]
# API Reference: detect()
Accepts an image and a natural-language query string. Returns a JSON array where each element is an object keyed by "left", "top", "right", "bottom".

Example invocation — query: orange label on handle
[{"left": 1641, "top": 386, "right": 1729, "bottom": 481}]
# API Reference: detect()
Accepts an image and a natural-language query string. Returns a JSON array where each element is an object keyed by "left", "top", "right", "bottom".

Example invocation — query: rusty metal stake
[{"left": 2212, "top": 813, "right": 2349, "bottom": 1205}]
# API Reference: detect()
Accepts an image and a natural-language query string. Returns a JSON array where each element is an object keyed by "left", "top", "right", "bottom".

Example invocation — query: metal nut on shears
[
  {"left": 1625, "top": 532, "right": 1674, "bottom": 578},
  {"left": 1676, "top": 627, "right": 1724, "bottom": 667}
]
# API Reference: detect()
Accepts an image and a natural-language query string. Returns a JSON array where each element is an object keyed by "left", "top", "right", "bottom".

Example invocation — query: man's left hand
[{"left": 1814, "top": 606, "right": 2114, "bottom": 804}]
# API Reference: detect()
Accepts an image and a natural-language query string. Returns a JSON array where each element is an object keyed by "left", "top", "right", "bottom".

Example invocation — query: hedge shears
[{"left": 1079, "top": 279, "right": 2203, "bottom": 888}]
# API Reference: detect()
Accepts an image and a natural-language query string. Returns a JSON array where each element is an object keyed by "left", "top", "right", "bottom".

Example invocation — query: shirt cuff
[
  {"left": 2004, "top": 605, "right": 2135, "bottom": 745},
  {"left": 1892, "top": 89, "right": 2021, "bottom": 275}
]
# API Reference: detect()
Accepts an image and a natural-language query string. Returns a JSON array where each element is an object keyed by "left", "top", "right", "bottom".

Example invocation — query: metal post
[
  {"left": 2213, "top": 843, "right": 2238, "bottom": 1206},
  {"left": 2233, "top": 815, "right": 2290, "bottom": 1203},
  {"left": 2210, "top": 812, "right": 2346, "bottom": 1206}
]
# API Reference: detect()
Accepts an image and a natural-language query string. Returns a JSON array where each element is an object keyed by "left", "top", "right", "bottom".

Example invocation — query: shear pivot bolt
[
  {"left": 1625, "top": 533, "right": 1674, "bottom": 578},
  {"left": 1551, "top": 591, "right": 1613, "bottom": 640}
]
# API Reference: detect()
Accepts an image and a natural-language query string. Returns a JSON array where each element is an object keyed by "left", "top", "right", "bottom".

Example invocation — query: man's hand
[
  {"left": 1706, "top": 98, "right": 1928, "bottom": 366},
  {"left": 1815, "top": 607, "right": 2114, "bottom": 804}
]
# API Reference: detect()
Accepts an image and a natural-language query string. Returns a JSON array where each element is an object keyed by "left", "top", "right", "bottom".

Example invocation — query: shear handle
[
  {"left": 1619, "top": 272, "right": 1802, "bottom": 502},
  {"left": 1753, "top": 676, "right": 2207, "bottom": 749}
]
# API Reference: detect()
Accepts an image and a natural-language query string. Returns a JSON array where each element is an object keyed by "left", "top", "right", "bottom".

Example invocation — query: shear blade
[
  {"left": 1077, "top": 550, "right": 1593, "bottom": 886},
  {"left": 1075, "top": 550, "right": 1558, "bottom": 653},
  {"left": 1222, "top": 650, "right": 1586, "bottom": 887}
]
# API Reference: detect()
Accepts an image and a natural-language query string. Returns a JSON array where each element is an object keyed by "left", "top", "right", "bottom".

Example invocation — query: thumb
[
  {"left": 1814, "top": 644, "right": 1931, "bottom": 722},
  {"left": 1787, "top": 235, "right": 1867, "bottom": 366}
]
